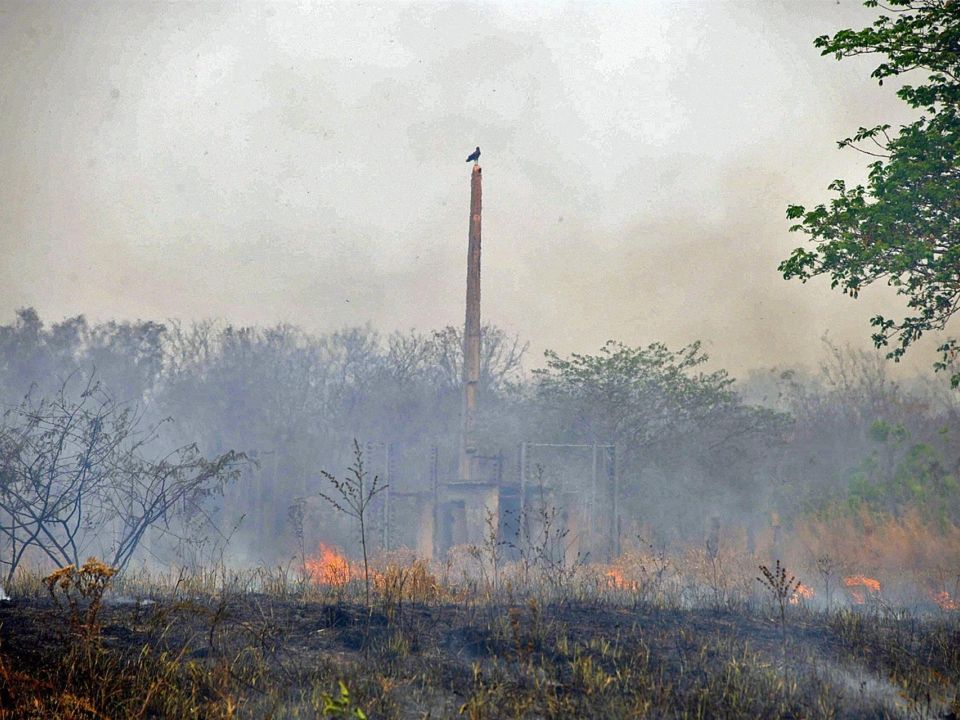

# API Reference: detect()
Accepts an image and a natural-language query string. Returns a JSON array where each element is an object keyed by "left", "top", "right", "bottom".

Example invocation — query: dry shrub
[
  {"left": 373, "top": 549, "right": 442, "bottom": 605},
  {"left": 676, "top": 527, "right": 759, "bottom": 606},
  {"left": 44, "top": 558, "right": 117, "bottom": 639}
]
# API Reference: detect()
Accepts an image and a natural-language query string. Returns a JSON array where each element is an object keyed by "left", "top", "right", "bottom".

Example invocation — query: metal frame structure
[{"left": 518, "top": 441, "right": 619, "bottom": 558}]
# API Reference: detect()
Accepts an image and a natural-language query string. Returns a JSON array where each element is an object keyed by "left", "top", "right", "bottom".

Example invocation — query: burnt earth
[{"left": 1, "top": 594, "right": 958, "bottom": 718}]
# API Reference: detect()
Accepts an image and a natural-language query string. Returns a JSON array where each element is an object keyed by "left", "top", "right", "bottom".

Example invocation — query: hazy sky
[{"left": 0, "top": 0, "right": 950, "bottom": 375}]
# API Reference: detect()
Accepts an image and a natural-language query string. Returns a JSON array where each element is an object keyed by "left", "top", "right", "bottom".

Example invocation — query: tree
[
  {"left": 0, "top": 376, "right": 244, "bottom": 581},
  {"left": 532, "top": 341, "right": 790, "bottom": 536},
  {"left": 533, "top": 340, "right": 752, "bottom": 448},
  {"left": 428, "top": 324, "right": 528, "bottom": 394},
  {"left": 780, "top": 0, "right": 960, "bottom": 384},
  {"left": 0, "top": 308, "right": 167, "bottom": 405}
]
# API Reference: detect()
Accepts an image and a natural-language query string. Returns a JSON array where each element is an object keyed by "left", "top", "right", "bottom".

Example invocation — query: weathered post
[
  {"left": 590, "top": 442, "right": 598, "bottom": 535},
  {"left": 460, "top": 164, "right": 482, "bottom": 482}
]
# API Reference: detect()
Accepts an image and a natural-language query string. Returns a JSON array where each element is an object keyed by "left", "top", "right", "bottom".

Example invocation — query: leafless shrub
[
  {"left": 317, "top": 439, "right": 387, "bottom": 609},
  {"left": 0, "top": 376, "right": 245, "bottom": 581}
]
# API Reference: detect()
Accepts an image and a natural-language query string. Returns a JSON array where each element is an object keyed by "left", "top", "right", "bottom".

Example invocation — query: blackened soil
[{"left": 1, "top": 595, "right": 957, "bottom": 719}]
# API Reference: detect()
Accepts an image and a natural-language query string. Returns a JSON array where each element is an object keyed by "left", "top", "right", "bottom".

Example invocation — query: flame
[
  {"left": 604, "top": 567, "right": 638, "bottom": 591},
  {"left": 843, "top": 575, "right": 881, "bottom": 604},
  {"left": 304, "top": 543, "right": 353, "bottom": 586},
  {"left": 789, "top": 582, "right": 815, "bottom": 605},
  {"left": 930, "top": 590, "right": 959, "bottom": 611}
]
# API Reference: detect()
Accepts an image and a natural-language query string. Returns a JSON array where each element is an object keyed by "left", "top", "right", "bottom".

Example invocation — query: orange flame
[
  {"left": 604, "top": 567, "right": 638, "bottom": 591},
  {"left": 304, "top": 543, "right": 353, "bottom": 586},
  {"left": 843, "top": 575, "right": 881, "bottom": 604},
  {"left": 930, "top": 590, "right": 959, "bottom": 611},
  {"left": 789, "top": 582, "right": 815, "bottom": 605}
]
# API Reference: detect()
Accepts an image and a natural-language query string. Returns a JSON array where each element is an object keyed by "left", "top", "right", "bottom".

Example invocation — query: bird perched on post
[{"left": 465, "top": 146, "right": 480, "bottom": 163}]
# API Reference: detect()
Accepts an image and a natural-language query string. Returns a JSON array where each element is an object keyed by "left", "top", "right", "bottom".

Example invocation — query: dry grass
[
  {"left": 792, "top": 509, "right": 960, "bottom": 606},
  {"left": 0, "top": 542, "right": 957, "bottom": 719}
]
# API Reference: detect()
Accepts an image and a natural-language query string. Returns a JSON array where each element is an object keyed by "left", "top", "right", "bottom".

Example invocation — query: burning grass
[
  {"left": 930, "top": 590, "right": 960, "bottom": 611},
  {"left": 791, "top": 508, "right": 960, "bottom": 607},
  {"left": 304, "top": 543, "right": 354, "bottom": 587},
  {"left": 1, "top": 541, "right": 958, "bottom": 719},
  {"left": 790, "top": 582, "right": 816, "bottom": 605},
  {"left": 843, "top": 575, "right": 883, "bottom": 605}
]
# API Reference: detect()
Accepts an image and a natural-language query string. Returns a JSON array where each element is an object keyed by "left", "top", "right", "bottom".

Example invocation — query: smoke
[{"left": 0, "top": 0, "right": 950, "bottom": 378}]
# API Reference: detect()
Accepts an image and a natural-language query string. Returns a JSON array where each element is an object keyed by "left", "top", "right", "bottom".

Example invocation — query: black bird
[{"left": 465, "top": 146, "right": 481, "bottom": 163}]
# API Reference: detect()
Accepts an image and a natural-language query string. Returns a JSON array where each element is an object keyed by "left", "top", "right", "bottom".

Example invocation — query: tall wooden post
[{"left": 460, "top": 164, "right": 482, "bottom": 481}]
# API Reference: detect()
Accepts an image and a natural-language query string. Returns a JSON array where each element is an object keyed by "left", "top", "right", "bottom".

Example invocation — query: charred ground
[{"left": 1, "top": 572, "right": 958, "bottom": 719}]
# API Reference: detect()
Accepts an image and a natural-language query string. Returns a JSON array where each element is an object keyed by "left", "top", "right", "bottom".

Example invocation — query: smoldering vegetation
[{"left": 0, "top": 307, "right": 959, "bottom": 719}]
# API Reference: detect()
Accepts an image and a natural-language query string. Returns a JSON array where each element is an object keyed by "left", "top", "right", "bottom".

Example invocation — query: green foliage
[
  {"left": 534, "top": 340, "right": 781, "bottom": 447},
  {"left": 845, "top": 420, "right": 960, "bottom": 524},
  {"left": 532, "top": 340, "right": 790, "bottom": 525},
  {"left": 868, "top": 418, "right": 901, "bottom": 443},
  {"left": 781, "top": 0, "right": 960, "bottom": 384},
  {"left": 320, "top": 680, "right": 368, "bottom": 719},
  {"left": 531, "top": 341, "right": 790, "bottom": 539}
]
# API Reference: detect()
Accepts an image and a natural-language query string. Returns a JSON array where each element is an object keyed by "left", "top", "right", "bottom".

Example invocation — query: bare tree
[
  {"left": 431, "top": 324, "right": 528, "bottom": 393},
  {"left": 0, "top": 376, "right": 244, "bottom": 581}
]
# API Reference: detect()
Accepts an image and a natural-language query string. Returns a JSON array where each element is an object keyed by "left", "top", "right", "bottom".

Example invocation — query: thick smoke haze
[
  {"left": 4, "top": 8, "right": 960, "bottom": 711},
  {"left": 0, "top": 0, "right": 949, "bottom": 374}
]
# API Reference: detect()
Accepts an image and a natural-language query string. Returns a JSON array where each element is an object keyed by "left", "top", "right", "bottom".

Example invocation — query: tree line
[{"left": 1, "top": 307, "right": 957, "bottom": 576}]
